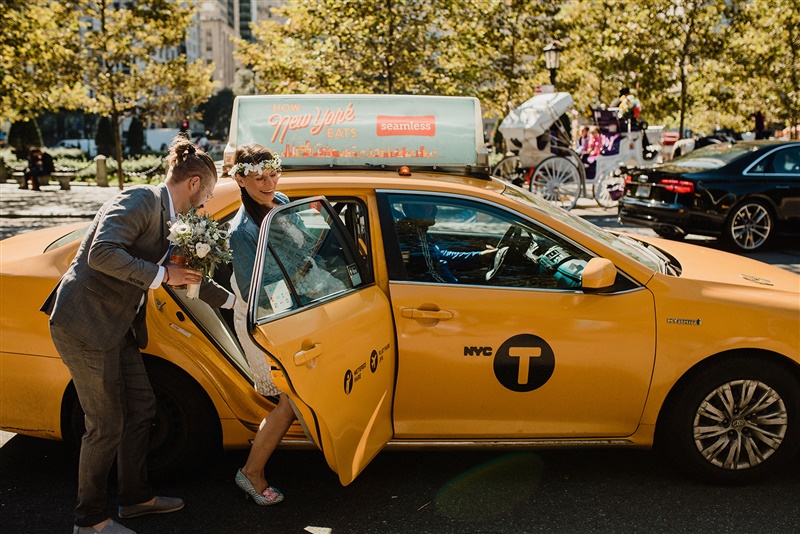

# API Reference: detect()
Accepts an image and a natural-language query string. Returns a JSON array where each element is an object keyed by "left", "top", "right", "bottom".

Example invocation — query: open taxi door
[{"left": 246, "top": 198, "right": 396, "bottom": 485}]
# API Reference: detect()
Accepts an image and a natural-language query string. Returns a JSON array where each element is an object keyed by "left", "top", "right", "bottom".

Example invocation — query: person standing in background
[{"left": 752, "top": 111, "right": 766, "bottom": 139}]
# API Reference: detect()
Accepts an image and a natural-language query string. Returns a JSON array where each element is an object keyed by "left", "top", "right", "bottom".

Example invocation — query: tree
[
  {"left": 71, "top": 0, "right": 216, "bottom": 188},
  {"left": 128, "top": 117, "right": 145, "bottom": 156},
  {"left": 200, "top": 88, "right": 236, "bottom": 140},
  {"left": 95, "top": 116, "right": 115, "bottom": 157},
  {"left": 455, "top": 0, "right": 560, "bottom": 117},
  {"left": 725, "top": 0, "right": 800, "bottom": 138},
  {"left": 0, "top": 1, "right": 86, "bottom": 125},
  {"left": 232, "top": 69, "right": 259, "bottom": 96},
  {"left": 234, "top": 0, "right": 445, "bottom": 95},
  {"left": 7, "top": 119, "right": 44, "bottom": 160},
  {"left": 560, "top": 0, "right": 744, "bottom": 137},
  {"left": 558, "top": 1, "right": 654, "bottom": 115}
]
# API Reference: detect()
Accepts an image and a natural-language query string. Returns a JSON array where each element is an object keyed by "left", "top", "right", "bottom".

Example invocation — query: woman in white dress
[{"left": 228, "top": 143, "right": 294, "bottom": 506}]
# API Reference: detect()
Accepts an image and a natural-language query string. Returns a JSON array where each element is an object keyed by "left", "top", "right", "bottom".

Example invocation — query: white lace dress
[{"left": 231, "top": 270, "right": 281, "bottom": 397}]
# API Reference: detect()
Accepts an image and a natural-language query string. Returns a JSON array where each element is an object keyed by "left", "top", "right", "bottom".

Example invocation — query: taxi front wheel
[
  {"left": 62, "top": 358, "right": 222, "bottom": 475},
  {"left": 658, "top": 355, "right": 800, "bottom": 485}
]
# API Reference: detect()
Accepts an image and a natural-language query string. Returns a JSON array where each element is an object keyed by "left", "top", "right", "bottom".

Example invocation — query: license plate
[{"left": 636, "top": 184, "right": 651, "bottom": 198}]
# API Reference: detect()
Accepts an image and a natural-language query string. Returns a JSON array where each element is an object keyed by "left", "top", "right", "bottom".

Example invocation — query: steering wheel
[{"left": 486, "top": 225, "right": 523, "bottom": 281}]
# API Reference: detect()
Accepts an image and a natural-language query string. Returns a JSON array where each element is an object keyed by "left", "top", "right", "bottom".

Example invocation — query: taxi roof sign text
[{"left": 224, "top": 94, "right": 486, "bottom": 172}]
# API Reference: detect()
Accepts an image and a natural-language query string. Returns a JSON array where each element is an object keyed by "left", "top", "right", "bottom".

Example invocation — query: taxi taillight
[{"left": 659, "top": 179, "right": 695, "bottom": 194}]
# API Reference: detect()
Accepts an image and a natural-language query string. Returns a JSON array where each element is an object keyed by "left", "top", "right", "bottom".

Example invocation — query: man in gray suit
[{"left": 41, "top": 138, "right": 234, "bottom": 534}]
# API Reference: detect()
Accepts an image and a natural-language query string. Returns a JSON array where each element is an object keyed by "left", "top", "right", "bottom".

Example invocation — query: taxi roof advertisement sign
[{"left": 226, "top": 95, "right": 483, "bottom": 169}]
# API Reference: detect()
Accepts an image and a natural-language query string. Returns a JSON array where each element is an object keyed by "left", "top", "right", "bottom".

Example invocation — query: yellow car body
[{"left": 1, "top": 95, "right": 798, "bottom": 484}]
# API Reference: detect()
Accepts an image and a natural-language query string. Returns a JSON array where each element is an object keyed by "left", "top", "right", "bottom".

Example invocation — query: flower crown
[{"left": 231, "top": 154, "right": 282, "bottom": 176}]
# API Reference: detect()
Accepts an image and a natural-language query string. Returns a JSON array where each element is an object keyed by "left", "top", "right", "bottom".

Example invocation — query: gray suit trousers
[{"left": 50, "top": 323, "right": 156, "bottom": 527}]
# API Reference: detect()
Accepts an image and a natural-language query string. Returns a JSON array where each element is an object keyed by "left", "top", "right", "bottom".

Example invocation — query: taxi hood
[{"left": 634, "top": 234, "right": 799, "bottom": 294}]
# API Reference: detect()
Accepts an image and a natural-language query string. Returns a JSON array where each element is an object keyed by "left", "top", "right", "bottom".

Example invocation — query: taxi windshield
[{"left": 501, "top": 185, "right": 663, "bottom": 272}]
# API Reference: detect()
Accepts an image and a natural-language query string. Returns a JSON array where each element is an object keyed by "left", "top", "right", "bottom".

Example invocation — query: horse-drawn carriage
[{"left": 492, "top": 92, "right": 659, "bottom": 210}]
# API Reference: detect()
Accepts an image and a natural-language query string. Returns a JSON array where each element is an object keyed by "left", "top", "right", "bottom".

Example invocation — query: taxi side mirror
[{"left": 581, "top": 258, "right": 617, "bottom": 290}]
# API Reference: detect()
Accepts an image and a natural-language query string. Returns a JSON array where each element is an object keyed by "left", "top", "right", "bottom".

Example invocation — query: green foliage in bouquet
[{"left": 167, "top": 207, "right": 233, "bottom": 278}]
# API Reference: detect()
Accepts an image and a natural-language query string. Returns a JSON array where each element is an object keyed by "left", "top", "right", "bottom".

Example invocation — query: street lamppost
[{"left": 543, "top": 41, "right": 563, "bottom": 88}]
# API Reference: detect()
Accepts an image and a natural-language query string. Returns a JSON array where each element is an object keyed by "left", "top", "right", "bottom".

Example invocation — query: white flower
[
  {"left": 168, "top": 222, "right": 192, "bottom": 241},
  {"left": 231, "top": 154, "right": 282, "bottom": 176},
  {"left": 195, "top": 242, "right": 212, "bottom": 258}
]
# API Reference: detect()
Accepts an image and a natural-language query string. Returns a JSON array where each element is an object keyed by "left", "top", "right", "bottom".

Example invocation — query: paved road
[{"left": 2, "top": 432, "right": 799, "bottom": 533}]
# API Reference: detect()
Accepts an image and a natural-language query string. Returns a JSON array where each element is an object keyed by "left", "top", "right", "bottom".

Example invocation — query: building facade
[{"left": 200, "top": 0, "right": 239, "bottom": 88}]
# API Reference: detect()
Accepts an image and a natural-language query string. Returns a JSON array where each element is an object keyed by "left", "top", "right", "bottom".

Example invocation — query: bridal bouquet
[{"left": 167, "top": 208, "right": 233, "bottom": 298}]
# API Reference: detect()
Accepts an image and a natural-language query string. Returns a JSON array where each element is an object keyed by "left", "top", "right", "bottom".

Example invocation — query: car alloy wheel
[
  {"left": 693, "top": 378, "right": 787, "bottom": 471},
  {"left": 659, "top": 356, "right": 800, "bottom": 484},
  {"left": 727, "top": 201, "right": 772, "bottom": 251}
]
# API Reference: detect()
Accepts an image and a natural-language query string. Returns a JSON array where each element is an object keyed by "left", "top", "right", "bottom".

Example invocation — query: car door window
[
  {"left": 254, "top": 198, "right": 370, "bottom": 322},
  {"left": 380, "top": 193, "right": 594, "bottom": 290},
  {"left": 766, "top": 147, "right": 800, "bottom": 174},
  {"left": 330, "top": 198, "right": 372, "bottom": 277}
]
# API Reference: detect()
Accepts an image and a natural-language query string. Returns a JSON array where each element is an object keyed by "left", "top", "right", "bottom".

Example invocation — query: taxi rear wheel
[
  {"left": 62, "top": 359, "right": 221, "bottom": 475},
  {"left": 658, "top": 356, "right": 800, "bottom": 485}
]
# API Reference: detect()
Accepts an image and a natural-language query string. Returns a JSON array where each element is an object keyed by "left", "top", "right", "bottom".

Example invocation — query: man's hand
[
  {"left": 480, "top": 245, "right": 498, "bottom": 256},
  {"left": 164, "top": 265, "right": 203, "bottom": 286}
]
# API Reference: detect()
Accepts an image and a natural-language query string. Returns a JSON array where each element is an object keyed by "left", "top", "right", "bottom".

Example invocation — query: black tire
[
  {"left": 724, "top": 200, "right": 774, "bottom": 252},
  {"left": 61, "top": 359, "right": 221, "bottom": 475},
  {"left": 657, "top": 355, "right": 800, "bottom": 485},
  {"left": 654, "top": 227, "right": 685, "bottom": 240}
]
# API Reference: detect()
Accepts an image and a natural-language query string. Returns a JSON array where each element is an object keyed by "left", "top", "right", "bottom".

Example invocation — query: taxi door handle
[
  {"left": 401, "top": 308, "right": 454, "bottom": 320},
  {"left": 294, "top": 343, "right": 322, "bottom": 366}
]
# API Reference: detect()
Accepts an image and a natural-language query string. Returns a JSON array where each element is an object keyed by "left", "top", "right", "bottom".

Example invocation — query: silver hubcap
[
  {"left": 532, "top": 160, "right": 580, "bottom": 210},
  {"left": 693, "top": 379, "right": 788, "bottom": 470},
  {"left": 730, "top": 204, "right": 771, "bottom": 250}
]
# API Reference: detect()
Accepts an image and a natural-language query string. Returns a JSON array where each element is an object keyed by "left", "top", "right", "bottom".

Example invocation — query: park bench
[{"left": 11, "top": 170, "right": 75, "bottom": 190}]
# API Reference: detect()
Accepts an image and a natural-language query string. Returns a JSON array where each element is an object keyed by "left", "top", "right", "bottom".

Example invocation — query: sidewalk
[
  {"left": 0, "top": 181, "right": 623, "bottom": 219},
  {"left": 0, "top": 180, "right": 633, "bottom": 240},
  {"left": 0, "top": 181, "right": 119, "bottom": 240},
  {"left": 0, "top": 181, "right": 119, "bottom": 218}
]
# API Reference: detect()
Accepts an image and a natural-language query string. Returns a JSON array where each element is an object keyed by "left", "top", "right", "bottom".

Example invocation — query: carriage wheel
[
  {"left": 530, "top": 156, "right": 582, "bottom": 210},
  {"left": 594, "top": 172, "right": 627, "bottom": 208},
  {"left": 491, "top": 155, "right": 526, "bottom": 186}
]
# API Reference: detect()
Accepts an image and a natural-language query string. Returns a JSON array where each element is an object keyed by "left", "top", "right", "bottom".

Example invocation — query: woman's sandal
[{"left": 235, "top": 469, "right": 284, "bottom": 506}]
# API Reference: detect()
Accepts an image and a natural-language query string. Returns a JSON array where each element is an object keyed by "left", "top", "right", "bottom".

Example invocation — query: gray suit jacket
[{"left": 41, "top": 183, "right": 230, "bottom": 350}]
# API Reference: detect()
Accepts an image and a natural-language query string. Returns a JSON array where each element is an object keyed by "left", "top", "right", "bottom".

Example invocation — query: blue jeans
[{"left": 50, "top": 324, "right": 156, "bottom": 527}]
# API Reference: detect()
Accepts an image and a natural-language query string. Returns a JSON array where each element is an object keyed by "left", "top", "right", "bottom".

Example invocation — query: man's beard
[{"left": 189, "top": 185, "right": 208, "bottom": 208}]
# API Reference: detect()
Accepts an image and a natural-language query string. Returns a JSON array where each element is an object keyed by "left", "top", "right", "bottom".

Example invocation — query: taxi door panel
[
  {"left": 378, "top": 192, "right": 655, "bottom": 439},
  {"left": 248, "top": 198, "right": 395, "bottom": 485},
  {"left": 389, "top": 283, "right": 655, "bottom": 438},
  {"left": 252, "top": 287, "right": 395, "bottom": 483}
]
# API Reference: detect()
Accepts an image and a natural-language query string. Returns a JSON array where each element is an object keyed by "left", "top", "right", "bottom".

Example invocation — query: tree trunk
[{"left": 112, "top": 113, "right": 125, "bottom": 190}]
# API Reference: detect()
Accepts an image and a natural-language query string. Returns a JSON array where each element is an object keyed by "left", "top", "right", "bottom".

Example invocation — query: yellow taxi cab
[{"left": 1, "top": 94, "right": 798, "bottom": 485}]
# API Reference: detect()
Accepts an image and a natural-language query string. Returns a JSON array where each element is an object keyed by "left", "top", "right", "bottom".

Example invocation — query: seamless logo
[{"left": 376, "top": 115, "right": 436, "bottom": 136}]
